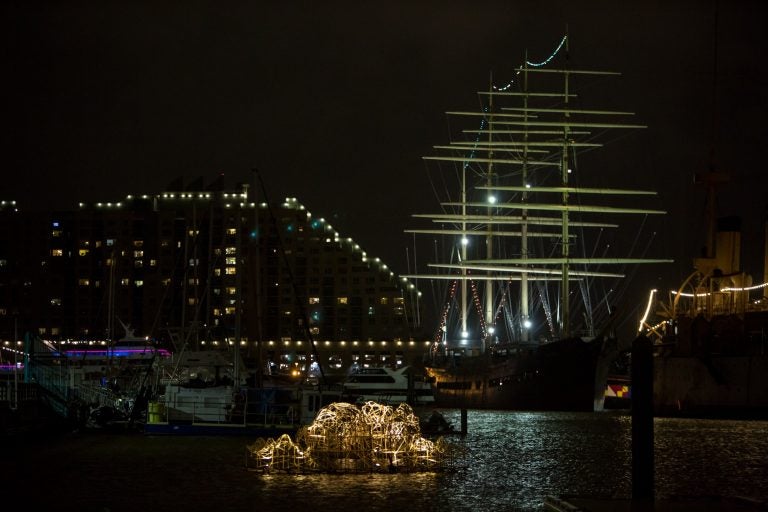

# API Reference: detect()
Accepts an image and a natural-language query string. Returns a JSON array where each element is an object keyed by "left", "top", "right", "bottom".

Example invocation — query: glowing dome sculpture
[{"left": 246, "top": 401, "right": 461, "bottom": 473}]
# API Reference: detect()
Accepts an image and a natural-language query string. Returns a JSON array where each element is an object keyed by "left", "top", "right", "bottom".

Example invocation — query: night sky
[{"left": 4, "top": 1, "right": 768, "bottom": 327}]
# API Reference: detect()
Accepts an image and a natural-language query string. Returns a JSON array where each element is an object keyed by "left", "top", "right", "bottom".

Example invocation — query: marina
[{"left": 2, "top": 2, "right": 768, "bottom": 510}]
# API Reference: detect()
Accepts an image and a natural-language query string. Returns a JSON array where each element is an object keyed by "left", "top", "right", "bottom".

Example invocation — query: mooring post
[
  {"left": 631, "top": 334, "right": 654, "bottom": 503},
  {"left": 460, "top": 408, "right": 467, "bottom": 434}
]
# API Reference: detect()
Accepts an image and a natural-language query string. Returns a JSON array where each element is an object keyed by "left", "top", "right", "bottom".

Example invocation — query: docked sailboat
[{"left": 405, "top": 36, "right": 671, "bottom": 411}]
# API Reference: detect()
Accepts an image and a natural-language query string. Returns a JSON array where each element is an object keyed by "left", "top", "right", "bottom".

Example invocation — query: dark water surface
[{"left": 4, "top": 410, "right": 767, "bottom": 511}]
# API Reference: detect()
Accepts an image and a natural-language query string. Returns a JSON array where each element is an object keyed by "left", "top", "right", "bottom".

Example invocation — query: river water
[{"left": 3, "top": 410, "right": 767, "bottom": 511}]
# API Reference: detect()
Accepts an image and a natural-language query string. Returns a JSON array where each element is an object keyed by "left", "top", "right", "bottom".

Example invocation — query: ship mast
[
  {"left": 559, "top": 36, "right": 571, "bottom": 338},
  {"left": 521, "top": 55, "right": 530, "bottom": 343},
  {"left": 406, "top": 38, "right": 672, "bottom": 347},
  {"left": 485, "top": 72, "right": 495, "bottom": 351}
]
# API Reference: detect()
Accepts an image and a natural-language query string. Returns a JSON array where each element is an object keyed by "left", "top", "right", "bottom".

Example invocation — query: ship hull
[
  {"left": 425, "top": 336, "right": 615, "bottom": 412},
  {"left": 653, "top": 354, "right": 768, "bottom": 419},
  {"left": 652, "top": 311, "right": 768, "bottom": 419}
]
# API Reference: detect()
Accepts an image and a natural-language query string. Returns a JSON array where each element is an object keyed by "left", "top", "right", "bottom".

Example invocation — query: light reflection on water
[{"left": 4, "top": 411, "right": 767, "bottom": 512}]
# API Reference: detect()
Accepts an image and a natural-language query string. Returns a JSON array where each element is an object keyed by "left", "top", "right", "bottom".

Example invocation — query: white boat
[
  {"left": 341, "top": 366, "right": 434, "bottom": 407},
  {"left": 144, "top": 349, "right": 343, "bottom": 435}
]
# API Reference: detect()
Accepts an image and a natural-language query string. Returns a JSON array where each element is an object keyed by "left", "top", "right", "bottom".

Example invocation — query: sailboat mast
[
  {"left": 560, "top": 38, "right": 571, "bottom": 338},
  {"left": 521, "top": 57, "right": 530, "bottom": 343},
  {"left": 460, "top": 156, "right": 468, "bottom": 339},
  {"left": 485, "top": 73, "right": 495, "bottom": 349}
]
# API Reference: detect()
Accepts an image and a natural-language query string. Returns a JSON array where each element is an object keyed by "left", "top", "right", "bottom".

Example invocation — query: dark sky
[{"left": 4, "top": 1, "right": 768, "bottom": 321}]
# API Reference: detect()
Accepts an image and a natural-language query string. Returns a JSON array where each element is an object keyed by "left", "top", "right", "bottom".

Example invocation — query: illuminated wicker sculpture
[{"left": 246, "top": 401, "right": 459, "bottom": 473}]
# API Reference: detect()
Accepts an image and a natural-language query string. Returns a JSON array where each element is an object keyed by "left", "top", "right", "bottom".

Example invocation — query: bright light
[
  {"left": 461, "top": 237, "right": 469, "bottom": 246},
  {"left": 523, "top": 319, "right": 532, "bottom": 329},
  {"left": 487, "top": 195, "right": 497, "bottom": 204},
  {"left": 638, "top": 289, "right": 657, "bottom": 333},
  {"left": 461, "top": 330, "right": 469, "bottom": 339},
  {"left": 488, "top": 326, "right": 495, "bottom": 335}
]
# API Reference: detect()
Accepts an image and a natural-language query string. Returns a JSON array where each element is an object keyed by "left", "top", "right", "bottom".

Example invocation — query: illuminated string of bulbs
[
  {"left": 492, "top": 34, "right": 567, "bottom": 91},
  {"left": 469, "top": 276, "right": 488, "bottom": 339},
  {"left": 526, "top": 35, "right": 568, "bottom": 67},
  {"left": 672, "top": 280, "right": 768, "bottom": 297},
  {"left": 434, "top": 279, "right": 460, "bottom": 344}
]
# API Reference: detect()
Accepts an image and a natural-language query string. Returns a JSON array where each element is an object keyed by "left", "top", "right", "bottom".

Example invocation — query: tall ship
[
  {"left": 640, "top": 172, "right": 768, "bottom": 419},
  {"left": 405, "top": 36, "right": 671, "bottom": 411}
]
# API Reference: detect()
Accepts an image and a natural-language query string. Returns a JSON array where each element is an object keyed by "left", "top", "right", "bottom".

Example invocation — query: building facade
[{"left": 0, "top": 185, "right": 429, "bottom": 376}]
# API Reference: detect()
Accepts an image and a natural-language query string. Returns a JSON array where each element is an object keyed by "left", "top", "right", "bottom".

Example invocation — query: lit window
[
  {"left": 78, "top": 249, "right": 89, "bottom": 256},
  {"left": 95, "top": 241, "right": 102, "bottom": 248},
  {"left": 51, "top": 230, "right": 62, "bottom": 237},
  {"left": 50, "top": 298, "right": 62, "bottom": 306},
  {"left": 51, "top": 327, "right": 60, "bottom": 335},
  {"left": 394, "top": 297, "right": 404, "bottom": 305},
  {"left": 133, "top": 240, "right": 143, "bottom": 247},
  {"left": 188, "top": 258, "right": 199, "bottom": 267},
  {"left": 338, "top": 297, "right": 348, "bottom": 305},
  {"left": 225, "top": 307, "right": 236, "bottom": 315},
  {"left": 78, "top": 278, "right": 89, "bottom": 286},
  {"left": 380, "top": 298, "right": 388, "bottom": 305},
  {"left": 135, "top": 280, "right": 144, "bottom": 287},
  {"left": 225, "top": 257, "right": 236, "bottom": 265},
  {"left": 308, "top": 297, "right": 320, "bottom": 304},
  {"left": 149, "top": 259, "right": 157, "bottom": 267},
  {"left": 188, "top": 298, "right": 197, "bottom": 305},
  {"left": 133, "top": 250, "right": 144, "bottom": 258},
  {"left": 225, "top": 247, "right": 237, "bottom": 255},
  {"left": 214, "top": 268, "right": 221, "bottom": 276},
  {"left": 134, "top": 260, "right": 143, "bottom": 268},
  {"left": 213, "top": 308, "right": 221, "bottom": 317},
  {"left": 227, "top": 287, "right": 237, "bottom": 295},
  {"left": 225, "top": 267, "right": 236, "bottom": 275},
  {"left": 162, "top": 278, "right": 171, "bottom": 286},
  {"left": 106, "top": 239, "right": 115, "bottom": 246},
  {"left": 188, "top": 278, "right": 199, "bottom": 285},
  {"left": 121, "top": 278, "right": 130, "bottom": 286},
  {"left": 310, "top": 327, "right": 320, "bottom": 335},
  {"left": 227, "top": 228, "right": 237, "bottom": 235}
]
